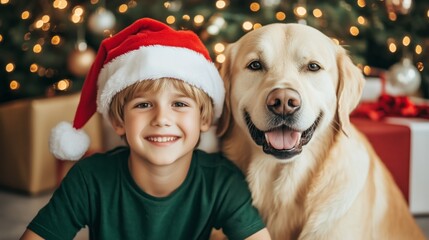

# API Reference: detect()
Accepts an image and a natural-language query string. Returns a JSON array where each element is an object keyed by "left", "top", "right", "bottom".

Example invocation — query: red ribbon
[{"left": 352, "top": 94, "right": 429, "bottom": 121}]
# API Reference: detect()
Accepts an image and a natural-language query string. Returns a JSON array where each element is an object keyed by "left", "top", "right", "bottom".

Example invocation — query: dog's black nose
[{"left": 266, "top": 88, "right": 301, "bottom": 116}]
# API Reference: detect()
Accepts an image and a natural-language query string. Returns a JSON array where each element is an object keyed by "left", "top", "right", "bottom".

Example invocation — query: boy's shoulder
[{"left": 63, "top": 146, "right": 129, "bottom": 184}]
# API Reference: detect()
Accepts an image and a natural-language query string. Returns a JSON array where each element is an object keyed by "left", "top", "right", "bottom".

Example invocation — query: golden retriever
[{"left": 217, "top": 23, "right": 425, "bottom": 240}]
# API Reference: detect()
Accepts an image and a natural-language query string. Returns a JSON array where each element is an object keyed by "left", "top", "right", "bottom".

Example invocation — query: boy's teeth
[{"left": 149, "top": 137, "right": 176, "bottom": 142}]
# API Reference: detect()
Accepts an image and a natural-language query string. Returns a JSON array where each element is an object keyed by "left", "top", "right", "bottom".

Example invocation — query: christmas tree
[{"left": 1, "top": 0, "right": 428, "bottom": 103}]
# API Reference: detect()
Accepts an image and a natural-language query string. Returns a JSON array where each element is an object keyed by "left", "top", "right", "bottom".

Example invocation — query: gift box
[
  {"left": 0, "top": 93, "right": 103, "bottom": 194},
  {"left": 351, "top": 117, "right": 429, "bottom": 214}
]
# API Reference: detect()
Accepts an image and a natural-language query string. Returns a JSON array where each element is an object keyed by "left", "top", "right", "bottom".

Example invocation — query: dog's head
[{"left": 218, "top": 23, "right": 364, "bottom": 162}]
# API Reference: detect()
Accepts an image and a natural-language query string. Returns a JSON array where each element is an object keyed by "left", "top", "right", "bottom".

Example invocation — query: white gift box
[{"left": 385, "top": 117, "right": 429, "bottom": 214}]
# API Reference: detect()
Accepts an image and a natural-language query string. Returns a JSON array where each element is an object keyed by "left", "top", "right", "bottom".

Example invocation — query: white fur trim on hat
[
  {"left": 96, "top": 45, "right": 225, "bottom": 122},
  {"left": 50, "top": 121, "right": 90, "bottom": 160}
]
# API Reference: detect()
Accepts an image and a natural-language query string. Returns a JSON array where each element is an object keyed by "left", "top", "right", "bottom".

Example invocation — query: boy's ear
[
  {"left": 110, "top": 117, "right": 126, "bottom": 136},
  {"left": 200, "top": 117, "right": 212, "bottom": 132},
  {"left": 198, "top": 119, "right": 218, "bottom": 153}
]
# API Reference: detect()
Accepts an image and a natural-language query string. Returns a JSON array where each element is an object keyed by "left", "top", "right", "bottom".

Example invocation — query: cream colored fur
[{"left": 217, "top": 23, "right": 425, "bottom": 240}]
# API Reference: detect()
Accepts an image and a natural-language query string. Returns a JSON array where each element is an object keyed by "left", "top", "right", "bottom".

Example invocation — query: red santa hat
[{"left": 50, "top": 18, "right": 225, "bottom": 160}]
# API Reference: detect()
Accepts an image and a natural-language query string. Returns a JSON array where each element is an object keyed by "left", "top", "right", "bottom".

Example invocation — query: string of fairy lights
[{"left": 0, "top": 0, "right": 428, "bottom": 95}]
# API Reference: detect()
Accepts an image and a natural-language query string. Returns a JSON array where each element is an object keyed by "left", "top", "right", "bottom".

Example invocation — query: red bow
[{"left": 352, "top": 94, "right": 429, "bottom": 121}]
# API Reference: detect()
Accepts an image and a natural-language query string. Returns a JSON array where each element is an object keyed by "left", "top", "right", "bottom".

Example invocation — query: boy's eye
[
  {"left": 173, "top": 101, "right": 188, "bottom": 107},
  {"left": 135, "top": 102, "right": 151, "bottom": 108}
]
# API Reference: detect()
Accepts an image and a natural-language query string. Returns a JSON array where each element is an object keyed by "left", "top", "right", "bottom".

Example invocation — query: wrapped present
[
  {"left": 0, "top": 93, "right": 103, "bottom": 194},
  {"left": 352, "top": 117, "right": 429, "bottom": 214}
]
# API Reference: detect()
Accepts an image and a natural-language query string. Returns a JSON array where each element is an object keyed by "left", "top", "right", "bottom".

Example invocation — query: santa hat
[{"left": 50, "top": 18, "right": 225, "bottom": 160}]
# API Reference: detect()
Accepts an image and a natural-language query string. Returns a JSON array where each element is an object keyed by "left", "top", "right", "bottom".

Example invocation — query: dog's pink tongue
[{"left": 265, "top": 128, "right": 301, "bottom": 150}]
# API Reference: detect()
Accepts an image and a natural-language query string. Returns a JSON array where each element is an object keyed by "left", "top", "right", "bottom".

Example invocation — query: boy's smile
[{"left": 146, "top": 135, "right": 179, "bottom": 144}]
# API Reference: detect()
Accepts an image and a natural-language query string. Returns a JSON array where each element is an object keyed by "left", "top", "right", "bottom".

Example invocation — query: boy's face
[{"left": 112, "top": 83, "right": 210, "bottom": 166}]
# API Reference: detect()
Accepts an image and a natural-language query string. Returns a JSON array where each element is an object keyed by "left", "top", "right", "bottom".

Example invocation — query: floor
[
  {"left": 1, "top": 189, "right": 428, "bottom": 240},
  {"left": 0, "top": 189, "right": 88, "bottom": 240}
]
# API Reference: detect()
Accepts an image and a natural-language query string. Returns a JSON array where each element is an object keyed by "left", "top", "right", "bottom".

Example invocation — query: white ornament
[
  {"left": 386, "top": 56, "right": 421, "bottom": 95},
  {"left": 88, "top": 7, "right": 116, "bottom": 34}
]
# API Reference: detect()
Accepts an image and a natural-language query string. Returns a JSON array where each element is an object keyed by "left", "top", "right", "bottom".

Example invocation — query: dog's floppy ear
[
  {"left": 336, "top": 46, "right": 365, "bottom": 136},
  {"left": 216, "top": 43, "right": 234, "bottom": 138}
]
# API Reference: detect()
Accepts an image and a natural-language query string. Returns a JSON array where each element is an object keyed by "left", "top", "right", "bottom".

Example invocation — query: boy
[{"left": 20, "top": 18, "right": 270, "bottom": 240}]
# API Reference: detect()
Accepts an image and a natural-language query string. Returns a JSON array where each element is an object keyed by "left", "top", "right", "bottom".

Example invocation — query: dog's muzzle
[{"left": 244, "top": 111, "right": 321, "bottom": 160}]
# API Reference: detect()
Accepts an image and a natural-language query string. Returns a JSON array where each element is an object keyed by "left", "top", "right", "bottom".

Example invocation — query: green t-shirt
[{"left": 28, "top": 147, "right": 265, "bottom": 240}]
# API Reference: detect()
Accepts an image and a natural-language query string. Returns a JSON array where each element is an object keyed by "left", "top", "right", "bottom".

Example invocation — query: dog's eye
[
  {"left": 308, "top": 63, "right": 321, "bottom": 71},
  {"left": 247, "top": 61, "right": 263, "bottom": 71}
]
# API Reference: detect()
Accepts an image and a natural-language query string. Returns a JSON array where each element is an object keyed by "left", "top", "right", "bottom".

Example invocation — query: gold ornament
[{"left": 67, "top": 47, "right": 96, "bottom": 76}]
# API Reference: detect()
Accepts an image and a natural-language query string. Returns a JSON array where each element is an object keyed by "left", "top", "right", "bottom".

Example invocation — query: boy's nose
[{"left": 151, "top": 107, "right": 172, "bottom": 127}]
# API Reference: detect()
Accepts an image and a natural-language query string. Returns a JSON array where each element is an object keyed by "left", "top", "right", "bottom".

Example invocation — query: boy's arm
[
  {"left": 20, "top": 229, "right": 44, "bottom": 240},
  {"left": 245, "top": 228, "right": 271, "bottom": 240}
]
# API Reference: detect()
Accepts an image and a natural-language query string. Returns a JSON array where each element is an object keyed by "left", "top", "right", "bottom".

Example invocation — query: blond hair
[{"left": 109, "top": 78, "right": 213, "bottom": 126}]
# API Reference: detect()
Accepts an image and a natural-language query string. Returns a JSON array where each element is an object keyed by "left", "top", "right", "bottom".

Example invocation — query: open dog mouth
[{"left": 244, "top": 111, "right": 322, "bottom": 159}]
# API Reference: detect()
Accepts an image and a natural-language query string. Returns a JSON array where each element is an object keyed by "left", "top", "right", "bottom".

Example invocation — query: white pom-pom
[
  {"left": 49, "top": 121, "right": 90, "bottom": 160},
  {"left": 197, "top": 125, "right": 219, "bottom": 153}
]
